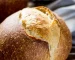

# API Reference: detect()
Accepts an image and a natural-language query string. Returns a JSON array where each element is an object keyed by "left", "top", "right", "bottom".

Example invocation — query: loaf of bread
[{"left": 0, "top": 6, "right": 72, "bottom": 60}]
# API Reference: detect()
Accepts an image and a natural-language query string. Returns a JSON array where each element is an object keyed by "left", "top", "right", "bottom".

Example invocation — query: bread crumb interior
[{"left": 19, "top": 8, "right": 60, "bottom": 60}]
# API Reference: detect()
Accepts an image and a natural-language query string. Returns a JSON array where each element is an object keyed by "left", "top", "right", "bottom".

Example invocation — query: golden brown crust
[
  {"left": 0, "top": 6, "right": 72, "bottom": 60},
  {"left": 35, "top": 6, "right": 72, "bottom": 60},
  {"left": 52, "top": 13, "right": 72, "bottom": 60}
]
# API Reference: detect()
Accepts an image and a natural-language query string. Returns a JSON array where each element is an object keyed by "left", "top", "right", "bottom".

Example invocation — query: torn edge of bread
[{"left": 18, "top": 7, "right": 60, "bottom": 60}]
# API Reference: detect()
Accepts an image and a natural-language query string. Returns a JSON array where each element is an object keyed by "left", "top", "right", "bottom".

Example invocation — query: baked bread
[{"left": 0, "top": 6, "right": 72, "bottom": 60}]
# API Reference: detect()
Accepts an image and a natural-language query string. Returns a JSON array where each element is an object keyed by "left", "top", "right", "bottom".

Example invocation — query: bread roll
[{"left": 0, "top": 6, "right": 72, "bottom": 60}]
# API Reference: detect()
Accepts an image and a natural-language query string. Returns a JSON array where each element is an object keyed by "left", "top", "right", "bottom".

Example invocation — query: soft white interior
[{"left": 19, "top": 8, "right": 60, "bottom": 60}]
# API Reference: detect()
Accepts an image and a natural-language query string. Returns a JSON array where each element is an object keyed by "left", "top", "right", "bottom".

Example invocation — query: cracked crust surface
[{"left": 0, "top": 6, "right": 72, "bottom": 60}]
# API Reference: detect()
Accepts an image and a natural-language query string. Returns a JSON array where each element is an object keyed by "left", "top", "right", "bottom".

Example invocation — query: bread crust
[
  {"left": 0, "top": 6, "right": 72, "bottom": 60},
  {"left": 35, "top": 6, "right": 72, "bottom": 60},
  {"left": 53, "top": 13, "right": 72, "bottom": 60}
]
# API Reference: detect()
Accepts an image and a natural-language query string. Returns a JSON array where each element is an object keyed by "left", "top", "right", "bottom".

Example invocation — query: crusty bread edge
[{"left": 35, "top": 6, "right": 72, "bottom": 60}]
